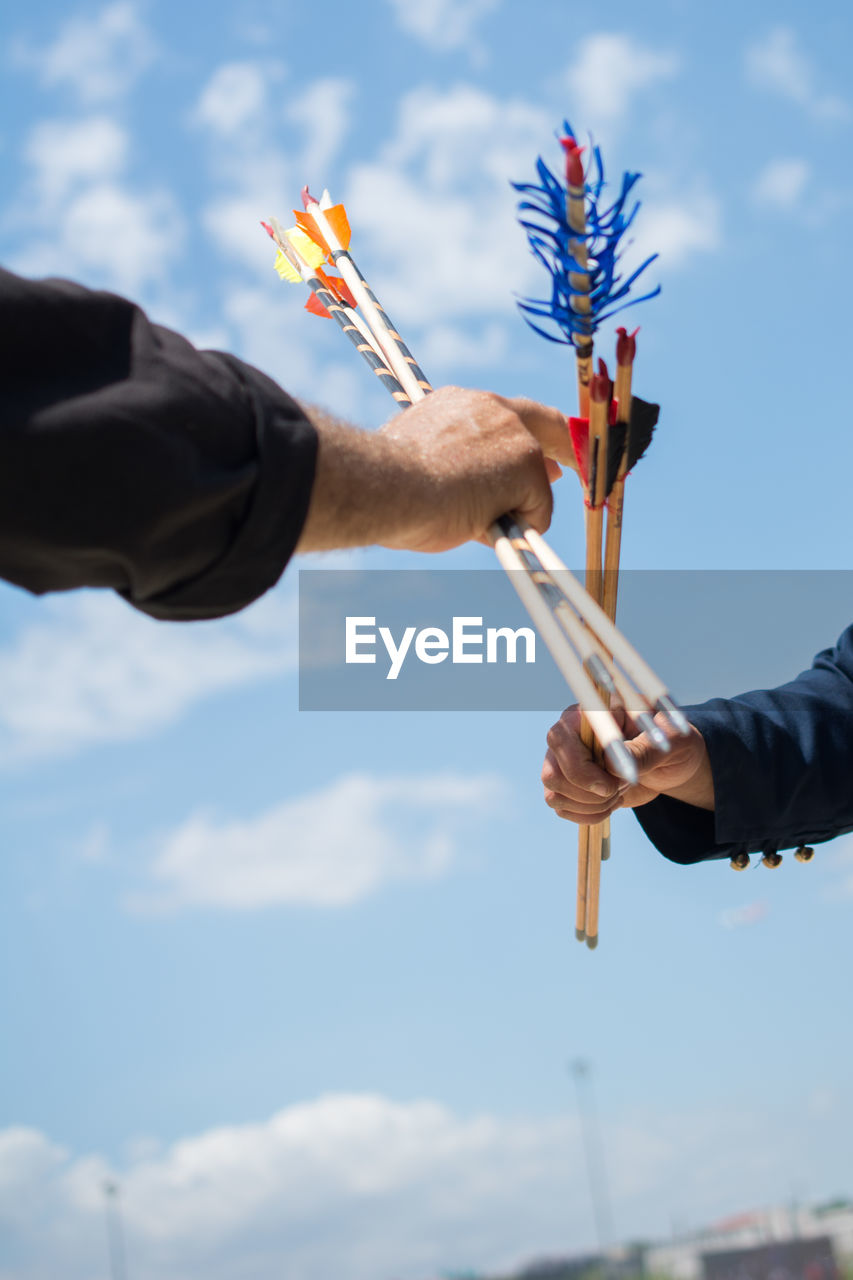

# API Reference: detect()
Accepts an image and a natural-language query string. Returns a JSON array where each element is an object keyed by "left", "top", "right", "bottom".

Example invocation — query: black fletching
[{"left": 605, "top": 395, "right": 659, "bottom": 494}]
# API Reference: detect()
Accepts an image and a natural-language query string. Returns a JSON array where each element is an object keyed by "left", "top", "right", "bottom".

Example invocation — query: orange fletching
[
  {"left": 316, "top": 267, "right": 357, "bottom": 309},
  {"left": 323, "top": 204, "right": 351, "bottom": 249},
  {"left": 330, "top": 277, "right": 357, "bottom": 308},
  {"left": 304, "top": 292, "right": 331, "bottom": 319},
  {"left": 292, "top": 203, "right": 352, "bottom": 258},
  {"left": 294, "top": 211, "right": 331, "bottom": 258}
]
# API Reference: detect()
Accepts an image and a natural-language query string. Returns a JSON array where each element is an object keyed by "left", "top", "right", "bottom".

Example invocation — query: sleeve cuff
[
  {"left": 634, "top": 795, "right": 724, "bottom": 865},
  {"left": 126, "top": 361, "right": 317, "bottom": 621}
]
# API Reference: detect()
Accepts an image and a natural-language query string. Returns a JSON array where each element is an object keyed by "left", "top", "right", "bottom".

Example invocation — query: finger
[
  {"left": 542, "top": 752, "right": 626, "bottom": 805},
  {"left": 627, "top": 730, "right": 676, "bottom": 777},
  {"left": 543, "top": 787, "right": 623, "bottom": 817},
  {"left": 544, "top": 724, "right": 623, "bottom": 799},
  {"left": 507, "top": 397, "right": 576, "bottom": 469},
  {"left": 614, "top": 782, "right": 661, "bottom": 810},
  {"left": 544, "top": 459, "right": 563, "bottom": 482},
  {"left": 511, "top": 463, "right": 554, "bottom": 535},
  {"left": 550, "top": 801, "right": 621, "bottom": 825}
]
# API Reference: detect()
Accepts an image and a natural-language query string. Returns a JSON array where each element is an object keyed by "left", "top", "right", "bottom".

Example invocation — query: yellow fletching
[
  {"left": 274, "top": 251, "right": 301, "bottom": 283},
  {"left": 285, "top": 228, "right": 326, "bottom": 269}
]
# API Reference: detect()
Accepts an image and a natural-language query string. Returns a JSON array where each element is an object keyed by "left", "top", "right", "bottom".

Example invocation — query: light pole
[
  {"left": 103, "top": 1180, "right": 128, "bottom": 1280},
  {"left": 570, "top": 1058, "right": 615, "bottom": 1258}
]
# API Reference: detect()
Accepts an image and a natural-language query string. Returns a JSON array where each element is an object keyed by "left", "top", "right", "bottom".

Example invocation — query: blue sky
[{"left": 2, "top": 2, "right": 853, "bottom": 1278}]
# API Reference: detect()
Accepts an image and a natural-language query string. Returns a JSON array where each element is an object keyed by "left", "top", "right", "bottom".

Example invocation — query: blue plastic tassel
[{"left": 512, "top": 121, "right": 661, "bottom": 348}]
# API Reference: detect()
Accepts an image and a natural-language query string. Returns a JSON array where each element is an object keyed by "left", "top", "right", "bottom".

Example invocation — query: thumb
[{"left": 626, "top": 730, "right": 672, "bottom": 778}]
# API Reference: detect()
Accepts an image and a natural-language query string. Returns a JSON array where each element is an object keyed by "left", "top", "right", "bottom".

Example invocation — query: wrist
[
  {"left": 296, "top": 414, "right": 420, "bottom": 553},
  {"left": 660, "top": 729, "right": 715, "bottom": 811}
]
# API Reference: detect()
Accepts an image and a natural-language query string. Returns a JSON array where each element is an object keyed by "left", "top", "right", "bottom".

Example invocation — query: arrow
[
  {"left": 300, "top": 188, "right": 431, "bottom": 401},
  {"left": 262, "top": 219, "right": 412, "bottom": 405}
]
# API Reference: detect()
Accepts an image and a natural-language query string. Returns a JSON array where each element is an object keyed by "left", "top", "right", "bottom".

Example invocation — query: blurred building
[
  {"left": 484, "top": 1199, "right": 853, "bottom": 1280},
  {"left": 644, "top": 1200, "right": 853, "bottom": 1280}
]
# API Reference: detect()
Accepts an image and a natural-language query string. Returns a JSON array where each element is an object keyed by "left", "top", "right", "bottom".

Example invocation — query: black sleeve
[
  {"left": 0, "top": 267, "right": 318, "bottom": 620},
  {"left": 636, "top": 625, "right": 853, "bottom": 864}
]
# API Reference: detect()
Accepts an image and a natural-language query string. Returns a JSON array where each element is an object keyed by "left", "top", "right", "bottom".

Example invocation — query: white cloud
[
  {"left": 0, "top": 1128, "right": 67, "bottom": 1205},
  {"left": 192, "top": 64, "right": 356, "bottom": 296},
  {"left": 24, "top": 115, "right": 128, "bottom": 200},
  {"left": 0, "top": 1095, "right": 827, "bottom": 1280},
  {"left": 12, "top": 113, "right": 184, "bottom": 296},
  {"left": 346, "top": 85, "right": 552, "bottom": 329},
  {"left": 384, "top": 0, "right": 500, "bottom": 52},
  {"left": 216, "top": 283, "right": 379, "bottom": 423},
  {"left": 0, "top": 588, "right": 297, "bottom": 764},
  {"left": 203, "top": 196, "right": 287, "bottom": 276},
  {"left": 191, "top": 63, "right": 294, "bottom": 289},
  {"left": 17, "top": 1, "right": 156, "bottom": 103},
  {"left": 718, "top": 900, "right": 769, "bottom": 930},
  {"left": 416, "top": 320, "right": 510, "bottom": 374},
  {"left": 132, "top": 771, "right": 502, "bottom": 911},
  {"left": 17, "top": 182, "right": 184, "bottom": 294},
  {"left": 192, "top": 63, "right": 353, "bottom": 198},
  {"left": 564, "top": 33, "right": 680, "bottom": 127},
  {"left": 630, "top": 193, "right": 721, "bottom": 271},
  {"left": 192, "top": 61, "right": 287, "bottom": 140},
  {"left": 751, "top": 157, "right": 811, "bottom": 208},
  {"left": 0, "top": 1098, "right": 576, "bottom": 1278},
  {"left": 745, "top": 27, "right": 849, "bottom": 120},
  {"left": 286, "top": 78, "right": 356, "bottom": 180}
]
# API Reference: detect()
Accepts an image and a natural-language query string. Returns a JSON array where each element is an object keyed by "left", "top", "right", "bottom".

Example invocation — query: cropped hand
[
  {"left": 298, "top": 387, "right": 575, "bottom": 554},
  {"left": 377, "top": 387, "right": 574, "bottom": 552},
  {"left": 541, "top": 704, "right": 714, "bottom": 824}
]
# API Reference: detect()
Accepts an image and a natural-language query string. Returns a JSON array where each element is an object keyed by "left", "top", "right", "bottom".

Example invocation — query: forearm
[{"left": 295, "top": 405, "right": 417, "bottom": 553}]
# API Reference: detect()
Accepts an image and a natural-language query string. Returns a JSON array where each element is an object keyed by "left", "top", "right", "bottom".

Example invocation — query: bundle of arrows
[
  {"left": 514, "top": 123, "right": 672, "bottom": 945},
  {"left": 261, "top": 175, "right": 688, "bottom": 949}
]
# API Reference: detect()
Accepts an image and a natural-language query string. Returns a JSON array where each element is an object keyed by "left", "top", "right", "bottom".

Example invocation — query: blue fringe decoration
[{"left": 512, "top": 120, "right": 660, "bottom": 348}]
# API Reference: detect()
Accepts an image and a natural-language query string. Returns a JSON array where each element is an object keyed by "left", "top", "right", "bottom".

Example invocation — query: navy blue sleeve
[
  {"left": 0, "top": 267, "right": 318, "bottom": 620},
  {"left": 636, "top": 625, "right": 853, "bottom": 864}
]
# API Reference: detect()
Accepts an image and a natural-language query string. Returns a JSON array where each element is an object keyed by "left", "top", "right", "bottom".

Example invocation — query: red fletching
[
  {"left": 591, "top": 359, "right": 611, "bottom": 403},
  {"left": 559, "top": 135, "right": 586, "bottom": 188},
  {"left": 301, "top": 185, "right": 317, "bottom": 209},
  {"left": 616, "top": 326, "right": 639, "bottom": 366},
  {"left": 260, "top": 220, "right": 276, "bottom": 240},
  {"left": 569, "top": 416, "right": 590, "bottom": 489},
  {"left": 570, "top": 400, "right": 620, "bottom": 490},
  {"left": 304, "top": 292, "right": 331, "bottom": 319}
]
